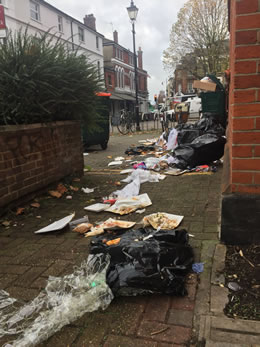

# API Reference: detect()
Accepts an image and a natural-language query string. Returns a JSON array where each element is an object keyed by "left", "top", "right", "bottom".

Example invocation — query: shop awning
[{"left": 110, "top": 93, "right": 136, "bottom": 101}]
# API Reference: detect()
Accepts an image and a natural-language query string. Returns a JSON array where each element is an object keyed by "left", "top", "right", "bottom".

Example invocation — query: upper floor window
[
  {"left": 129, "top": 54, "right": 133, "bottom": 65},
  {"left": 58, "top": 15, "right": 63, "bottom": 33},
  {"left": 0, "top": 0, "right": 7, "bottom": 7},
  {"left": 97, "top": 61, "right": 101, "bottom": 79},
  {"left": 78, "top": 27, "right": 84, "bottom": 42},
  {"left": 108, "top": 75, "right": 112, "bottom": 86},
  {"left": 96, "top": 36, "right": 99, "bottom": 50},
  {"left": 30, "top": 1, "right": 40, "bottom": 22}
]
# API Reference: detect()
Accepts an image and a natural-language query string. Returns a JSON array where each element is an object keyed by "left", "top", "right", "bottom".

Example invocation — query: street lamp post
[{"left": 127, "top": 0, "right": 140, "bottom": 131}]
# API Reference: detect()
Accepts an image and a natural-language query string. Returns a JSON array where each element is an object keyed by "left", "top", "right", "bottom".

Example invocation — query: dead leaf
[
  {"left": 57, "top": 183, "right": 68, "bottom": 195},
  {"left": 2, "top": 221, "right": 10, "bottom": 227},
  {"left": 31, "top": 202, "right": 40, "bottom": 208},
  {"left": 49, "top": 190, "right": 62, "bottom": 198},
  {"left": 70, "top": 185, "right": 79, "bottom": 192},
  {"left": 107, "top": 155, "right": 112, "bottom": 159},
  {"left": 36, "top": 216, "right": 42, "bottom": 219},
  {"left": 16, "top": 207, "right": 25, "bottom": 215},
  {"left": 114, "top": 181, "right": 121, "bottom": 186}
]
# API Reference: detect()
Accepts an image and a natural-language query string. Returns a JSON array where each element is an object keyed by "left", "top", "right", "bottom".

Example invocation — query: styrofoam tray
[{"left": 84, "top": 203, "right": 110, "bottom": 212}]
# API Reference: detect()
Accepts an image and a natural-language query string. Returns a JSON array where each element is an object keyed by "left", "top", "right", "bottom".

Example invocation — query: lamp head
[{"left": 127, "top": 0, "right": 138, "bottom": 22}]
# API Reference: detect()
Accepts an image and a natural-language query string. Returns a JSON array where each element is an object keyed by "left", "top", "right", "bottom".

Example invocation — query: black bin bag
[
  {"left": 174, "top": 134, "right": 226, "bottom": 169},
  {"left": 90, "top": 228, "right": 194, "bottom": 296}
]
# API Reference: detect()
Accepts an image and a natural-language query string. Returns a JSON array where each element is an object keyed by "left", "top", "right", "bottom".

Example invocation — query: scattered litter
[
  {"left": 57, "top": 183, "right": 68, "bottom": 195},
  {"left": 158, "top": 174, "right": 166, "bottom": 180},
  {"left": 73, "top": 178, "right": 81, "bottom": 182},
  {"left": 192, "top": 263, "right": 204, "bottom": 273},
  {"left": 165, "top": 169, "right": 189, "bottom": 176},
  {"left": 114, "top": 181, "right": 121, "bottom": 186},
  {"left": 34, "top": 213, "right": 75, "bottom": 234},
  {"left": 227, "top": 282, "right": 242, "bottom": 292},
  {"left": 30, "top": 202, "right": 40, "bottom": 208},
  {"left": 151, "top": 327, "right": 169, "bottom": 336},
  {"left": 108, "top": 161, "right": 123, "bottom": 166},
  {"left": 114, "top": 178, "right": 140, "bottom": 198},
  {"left": 107, "top": 155, "right": 112, "bottom": 159},
  {"left": 136, "top": 209, "right": 146, "bottom": 214},
  {"left": 69, "top": 215, "right": 88, "bottom": 225},
  {"left": 83, "top": 153, "right": 89, "bottom": 156},
  {"left": 239, "top": 250, "right": 255, "bottom": 268},
  {"left": 120, "top": 169, "right": 134, "bottom": 175},
  {"left": 143, "top": 212, "right": 183, "bottom": 230},
  {"left": 48, "top": 190, "right": 62, "bottom": 198},
  {"left": 2, "top": 221, "right": 10, "bottom": 227},
  {"left": 84, "top": 203, "right": 110, "bottom": 213},
  {"left": 73, "top": 223, "right": 93, "bottom": 234},
  {"left": 166, "top": 128, "right": 178, "bottom": 150},
  {"left": 114, "top": 156, "right": 125, "bottom": 161},
  {"left": 85, "top": 226, "right": 104, "bottom": 237},
  {"left": 133, "top": 162, "right": 146, "bottom": 170},
  {"left": 36, "top": 216, "right": 42, "bottom": 219},
  {"left": 70, "top": 186, "right": 79, "bottom": 192},
  {"left": 90, "top": 228, "right": 193, "bottom": 296},
  {"left": 106, "top": 238, "right": 121, "bottom": 246},
  {"left": 106, "top": 193, "right": 152, "bottom": 215},
  {"left": 16, "top": 207, "right": 25, "bottom": 215},
  {"left": 81, "top": 187, "right": 95, "bottom": 194},
  {"left": 66, "top": 195, "right": 73, "bottom": 200},
  {"left": 0, "top": 255, "right": 113, "bottom": 346}
]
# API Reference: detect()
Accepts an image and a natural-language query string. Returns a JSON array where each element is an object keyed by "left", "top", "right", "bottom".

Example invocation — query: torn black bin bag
[
  {"left": 177, "top": 129, "right": 202, "bottom": 145},
  {"left": 125, "top": 145, "right": 155, "bottom": 155},
  {"left": 174, "top": 134, "right": 226, "bottom": 169},
  {"left": 90, "top": 228, "right": 194, "bottom": 296}
]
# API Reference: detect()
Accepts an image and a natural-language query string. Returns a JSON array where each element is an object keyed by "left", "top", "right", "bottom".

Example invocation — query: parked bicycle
[{"left": 117, "top": 109, "right": 135, "bottom": 135}]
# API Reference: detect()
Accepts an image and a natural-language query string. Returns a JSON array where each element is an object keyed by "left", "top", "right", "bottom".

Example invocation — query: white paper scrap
[
  {"left": 84, "top": 203, "right": 110, "bottom": 212},
  {"left": 81, "top": 187, "right": 95, "bottom": 193},
  {"left": 34, "top": 213, "right": 75, "bottom": 234},
  {"left": 108, "top": 161, "right": 123, "bottom": 166}
]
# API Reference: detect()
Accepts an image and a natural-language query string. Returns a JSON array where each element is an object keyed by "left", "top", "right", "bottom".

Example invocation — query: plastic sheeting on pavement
[
  {"left": 166, "top": 128, "right": 178, "bottom": 150},
  {"left": 90, "top": 228, "right": 194, "bottom": 296},
  {"left": 0, "top": 254, "right": 113, "bottom": 347},
  {"left": 113, "top": 170, "right": 161, "bottom": 198},
  {"left": 106, "top": 193, "right": 152, "bottom": 215}
]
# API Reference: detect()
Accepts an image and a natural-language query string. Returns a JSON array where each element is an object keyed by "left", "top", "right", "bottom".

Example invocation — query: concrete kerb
[{"left": 197, "top": 242, "right": 260, "bottom": 346}]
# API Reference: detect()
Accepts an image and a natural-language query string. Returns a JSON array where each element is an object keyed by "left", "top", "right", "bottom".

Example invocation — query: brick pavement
[{"left": 0, "top": 131, "right": 223, "bottom": 346}]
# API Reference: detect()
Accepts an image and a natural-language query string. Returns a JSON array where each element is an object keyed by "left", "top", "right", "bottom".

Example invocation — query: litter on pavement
[
  {"left": 106, "top": 193, "right": 152, "bottom": 215},
  {"left": 90, "top": 227, "right": 194, "bottom": 296},
  {"left": 81, "top": 187, "right": 95, "bottom": 194},
  {"left": 34, "top": 213, "right": 75, "bottom": 234}
]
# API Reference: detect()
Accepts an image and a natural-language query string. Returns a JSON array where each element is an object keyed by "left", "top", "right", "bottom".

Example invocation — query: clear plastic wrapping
[{"left": 0, "top": 254, "right": 113, "bottom": 347}]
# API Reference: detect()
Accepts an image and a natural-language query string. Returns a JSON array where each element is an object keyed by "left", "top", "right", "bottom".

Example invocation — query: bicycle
[{"left": 117, "top": 109, "right": 135, "bottom": 135}]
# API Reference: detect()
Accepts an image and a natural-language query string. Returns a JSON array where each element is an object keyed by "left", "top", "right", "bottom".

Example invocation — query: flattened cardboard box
[{"left": 193, "top": 80, "right": 216, "bottom": 92}]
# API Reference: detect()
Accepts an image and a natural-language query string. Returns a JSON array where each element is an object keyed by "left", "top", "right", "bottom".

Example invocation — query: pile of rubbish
[{"left": 0, "top": 114, "right": 225, "bottom": 346}]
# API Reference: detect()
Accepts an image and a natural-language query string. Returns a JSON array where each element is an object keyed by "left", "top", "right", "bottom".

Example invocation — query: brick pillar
[{"left": 221, "top": 0, "right": 260, "bottom": 244}]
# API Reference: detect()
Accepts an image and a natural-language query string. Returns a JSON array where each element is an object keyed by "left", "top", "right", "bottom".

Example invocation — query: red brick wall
[
  {"left": 226, "top": 0, "right": 260, "bottom": 194},
  {"left": 0, "top": 121, "right": 84, "bottom": 208}
]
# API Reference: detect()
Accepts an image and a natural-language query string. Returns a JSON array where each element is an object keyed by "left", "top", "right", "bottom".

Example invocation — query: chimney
[
  {"left": 83, "top": 14, "right": 96, "bottom": 31},
  {"left": 138, "top": 46, "right": 143, "bottom": 70},
  {"left": 113, "top": 30, "right": 118, "bottom": 43}
]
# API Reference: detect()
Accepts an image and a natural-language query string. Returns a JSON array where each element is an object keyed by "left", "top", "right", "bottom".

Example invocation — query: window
[
  {"left": 96, "top": 36, "right": 99, "bottom": 49},
  {"left": 30, "top": 1, "right": 40, "bottom": 21},
  {"left": 58, "top": 15, "right": 63, "bottom": 33},
  {"left": 78, "top": 27, "right": 84, "bottom": 42},
  {"left": 129, "top": 54, "right": 133, "bottom": 65},
  {"left": 108, "top": 75, "right": 112, "bottom": 86},
  {"left": 187, "top": 82, "right": 194, "bottom": 93},
  {"left": 97, "top": 61, "right": 101, "bottom": 79}
]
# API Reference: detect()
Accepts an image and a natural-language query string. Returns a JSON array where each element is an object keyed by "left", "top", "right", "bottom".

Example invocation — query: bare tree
[{"left": 163, "top": 0, "right": 229, "bottom": 78}]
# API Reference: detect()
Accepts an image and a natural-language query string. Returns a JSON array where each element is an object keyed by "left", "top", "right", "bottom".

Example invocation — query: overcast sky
[{"left": 48, "top": 0, "right": 187, "bottom": 101}]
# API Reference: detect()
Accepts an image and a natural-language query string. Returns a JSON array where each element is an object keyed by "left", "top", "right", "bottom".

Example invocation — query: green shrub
[{"left": 0, "top": 29, "right": 103, "bottom": 127}]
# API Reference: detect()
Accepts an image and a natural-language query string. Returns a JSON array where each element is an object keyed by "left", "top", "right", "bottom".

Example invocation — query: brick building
[
  {"left": 221, "top": 0, "right": 260, "bottom": 244},
  {"left": 173, "top": 64, "right": 196, "bottom": 95},
  {"left": 103, "top": 31, "right": 149, "bottom": 124}
]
